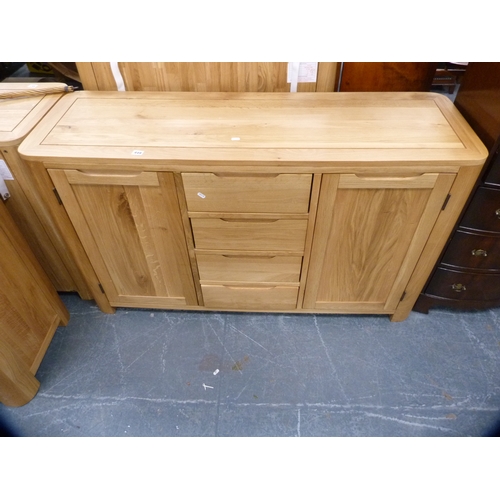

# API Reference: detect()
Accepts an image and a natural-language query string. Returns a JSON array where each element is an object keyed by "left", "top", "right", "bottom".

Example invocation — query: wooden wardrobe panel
[
  {"left": 76, "top": 62, "right": 339, "bottom": 92},
  {"left": 339, "top": 62, "right": 438, "bottom": 92}
]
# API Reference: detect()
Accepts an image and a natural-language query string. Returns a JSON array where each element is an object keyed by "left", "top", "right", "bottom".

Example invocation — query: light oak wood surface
[
  {"left": 182, "top": 173, "right": 312, "bottom": 213},
  {"left": 19, "top": 92, "right": 485, "bottom": 167},
  {"left": 0, "top": 82, "right": 96, "bottom": 298},
  {"left": 48, "top": 169, "right": 197, "bottom": 308},
  {"left": 201, "top": 284, "right": 299, "bottom": 310},
  {"left": 0, "top": 199, "right": 68, "bottom": 406},
  {"left": 303, "top": 173, "right": 455, "bottom": 312},
  {"left": 18, "top": 91, "right": 488, "bottom": 321},
  {"left": 75, "top": 62, "right": 339, "bottom": 93},
  {"left": 191, "top": 218, "right": 308, "bottom": 252},
  {"left": 196, "top": 253, "right": 303, "bottom": 283}
]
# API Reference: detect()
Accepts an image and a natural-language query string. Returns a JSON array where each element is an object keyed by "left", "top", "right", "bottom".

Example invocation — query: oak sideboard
[{"left": 18, "top": 91, "right": 488, "bottom": 321}]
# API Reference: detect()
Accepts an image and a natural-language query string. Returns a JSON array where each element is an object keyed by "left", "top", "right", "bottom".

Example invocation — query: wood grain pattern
[
  {"left": 392, "top": 167, "right": 482, "bottom": 321},
  {"left": 0, "top": 83, "right": 66, "bottom": 145},
  {"left": 182, "top": 173, "right": 312, "bottom": 213},
  {"left": 0, "top": 83, "right": 87, "bottom": 296},
  {"left": 65, "top": 170, "right": 160, "bottom": 186},
  {"left": 0, "top": 199, "right": 68, "bottom": 406},
  {"left": 454, "top": 62, "right": 500, "bottom": 149},
  {"left": 339, "top": 63, "right": 438, "bottom": 92},
  {"left": 304, "top": 173, "right": 454, "bottom": 313},
  {"left": 191, "top": 218, "right": 308, "bottom": 252},
  {"left": 48, "top": 169, "right": 197, "bottom": 307},
  {"left": 173, "top": 172, "right": 204, "bottom": 306},
  {"left": 2, "top": 151, "right": 75, "bottom": 291},
  {"left": 201, "top": 284, "right": 299, "bottom": 310},
  {"left": 76, "top": 62, "right": 339, "bottom": 92},
  {"left": 20, "top": 91, "right": 487, "bottom": 320},
  {"left": 196, "top": 253, "right": 302, "bottom": 283},
  {"left": 20, "top": 92, "right": 485, "bottom": 167},
  {"left": 297, "top": 174, "right": 323, "bottom": 309},
  {"left": 383, "top": 173, "right": 455, "bottom": 311}
]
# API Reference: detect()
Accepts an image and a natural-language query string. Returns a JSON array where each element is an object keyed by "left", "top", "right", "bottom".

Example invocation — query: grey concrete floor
[{"left": 1, "top": 293, "right": 500, "bottom": 437}]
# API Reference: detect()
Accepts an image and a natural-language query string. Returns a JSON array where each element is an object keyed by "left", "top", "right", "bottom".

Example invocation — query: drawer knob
[
  {"left": 496, "top": 208, "right": 500, "bottom": 219},
  {"left": 471, "top": 249, "right": 488, "bottom": 257},
  {"left": 451, "top": 283, "right": 466, "bottom": 292}
]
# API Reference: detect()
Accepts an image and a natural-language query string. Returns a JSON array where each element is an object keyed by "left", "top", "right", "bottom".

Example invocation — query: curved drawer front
[
  {"left": 182, "top": 173, "right": 312, "bottom": 214},
  {"left": 201, "top": 284, "right": 299, "bottom": 310},
  {"left": 191, "top": 218, "right": 308, "bottom": 252},
  {"left": 197, "top": 253, "right": 302, "bottom": 283},
  {"left": 426, "top": 267, "right": 500, "bottom": 301},
  {"left": 460, "top": 187, "right": 500, "bottom": 233},
  {"left": 441, "top": 230, "right": 500, "bottom": 271}
]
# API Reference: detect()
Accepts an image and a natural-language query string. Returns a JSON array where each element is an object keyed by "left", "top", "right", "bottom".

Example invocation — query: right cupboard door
[{"left": 303, "top": 173, "right": 456, "bottom": 314}]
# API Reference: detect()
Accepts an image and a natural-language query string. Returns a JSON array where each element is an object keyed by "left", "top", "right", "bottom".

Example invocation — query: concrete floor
[{"left": 1, "top": 293, "right": 500, "bottom": 437}]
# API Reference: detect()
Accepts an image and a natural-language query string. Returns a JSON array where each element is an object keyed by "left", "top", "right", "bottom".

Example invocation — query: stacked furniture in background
[{"left": 414, "top": 63, "right": 500, "bottom": 313}]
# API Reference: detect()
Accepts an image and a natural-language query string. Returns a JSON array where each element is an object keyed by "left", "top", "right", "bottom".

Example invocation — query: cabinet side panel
[
  {"left": 0, "top": 200, "right": 66, "bottom": 375},
  {"left": 396, "top": 166, "right": 484, "bottom": 320},
  {"left": 0, "top": 264, "right": 56, "bottom": 368},
  {"left": 2, "top": 149, "right": 76, "bottom": 291}
]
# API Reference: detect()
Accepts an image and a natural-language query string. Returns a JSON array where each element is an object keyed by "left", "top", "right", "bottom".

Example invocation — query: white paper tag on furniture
[
  {"left": 0, "top": 159, "right": 14, "bottom": 180},
  {"left": 287, "top": 62, "right": 318, "bottom": 90},
  {"left": 110, "top": 62, "right": 126, "bottom": 91},
  {"left": 0, "top": 177, "right": 10, "bottom": 200}
]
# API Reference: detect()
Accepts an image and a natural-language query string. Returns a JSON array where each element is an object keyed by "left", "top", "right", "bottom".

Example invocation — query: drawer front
[
  {"left": 441, "top": 230, "right": 500, "bottom": 271},
  {"left": 197, "top": 253, "right": 302, "bottom": 283},
  {"left": 201, "top": 284, "right": 299, "bottom": 310},
  {"left": 425, "top": 267, "right": 500, "bottom": 301},
  {"left": 182, "top": 173, "right": 312, "bottom": 213},
  {"left": 191, "top": 218, "right": 308, "bottom": 251},
  {"left": 460, "top": 187, "right": 500, "bottom": 233}
]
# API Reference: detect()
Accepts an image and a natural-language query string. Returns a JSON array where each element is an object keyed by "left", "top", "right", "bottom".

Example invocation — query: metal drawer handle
[
  {"left": 471, "top": 249, "right": 488, "bottom": 257},
  {"left": 496, "top": 208, "right": 500, "bottom": 219},
  {"left": 451, "top": 283, "right": 466, "bottom": 292}
]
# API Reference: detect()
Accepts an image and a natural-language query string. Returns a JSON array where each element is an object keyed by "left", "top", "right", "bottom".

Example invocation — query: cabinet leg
[{"left": 0, "top": 340, "right": 40, "bottom": 407}]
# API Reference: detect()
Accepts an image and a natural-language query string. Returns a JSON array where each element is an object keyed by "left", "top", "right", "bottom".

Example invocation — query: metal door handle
[{"left": 471, "top": 249, "right": 488, "bottom": 257}]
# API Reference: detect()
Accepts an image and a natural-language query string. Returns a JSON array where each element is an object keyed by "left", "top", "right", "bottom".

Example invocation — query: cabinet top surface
[
  {"left": 18, "top": 91, "right": 488, "bottom": 167},
  {"left": 0, "top": 83, "right": 66, "bottom": 145}
]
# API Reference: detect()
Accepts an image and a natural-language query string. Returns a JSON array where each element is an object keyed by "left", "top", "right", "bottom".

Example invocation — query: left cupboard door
[{"left": 48, "top": 169, "right": 198, "bottom": 309}]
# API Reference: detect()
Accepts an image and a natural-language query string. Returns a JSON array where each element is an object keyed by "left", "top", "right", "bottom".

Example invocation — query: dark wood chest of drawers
[{"left": 414, "top": 63, "right": 500, "bottom": 313}]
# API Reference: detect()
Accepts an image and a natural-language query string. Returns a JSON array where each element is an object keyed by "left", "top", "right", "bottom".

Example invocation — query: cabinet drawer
[
  {"left": 426, "top": 268, "right": 500, "bottom": 301},
  {"left": 460, "top": 187, "right": 500, "bottom": 233},
  {"left": 485, "top": 149, "right": 500, "bottom": 187},
  {"left": 182, "top": 173, "right": 312, "bottom": 213},
  {"left": 191, "top": 218, "right": 308, "bottom": 251},
  {"left": 197, "top": 253, "right": 302, "bottom": 283},
  {"left": 441, "top": 230, "right": 500, "bottom": 271},
  {"left": 201, "top": 284, "right": 299, "bottom": 310}
]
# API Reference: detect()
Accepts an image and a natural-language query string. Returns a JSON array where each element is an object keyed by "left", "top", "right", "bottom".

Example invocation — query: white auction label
[
  {"left": 287, "top": 62, "right": 318, "bottom": 83},
  {"left": 0, "top": 159, "right": 14, "bottom": 180}
]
